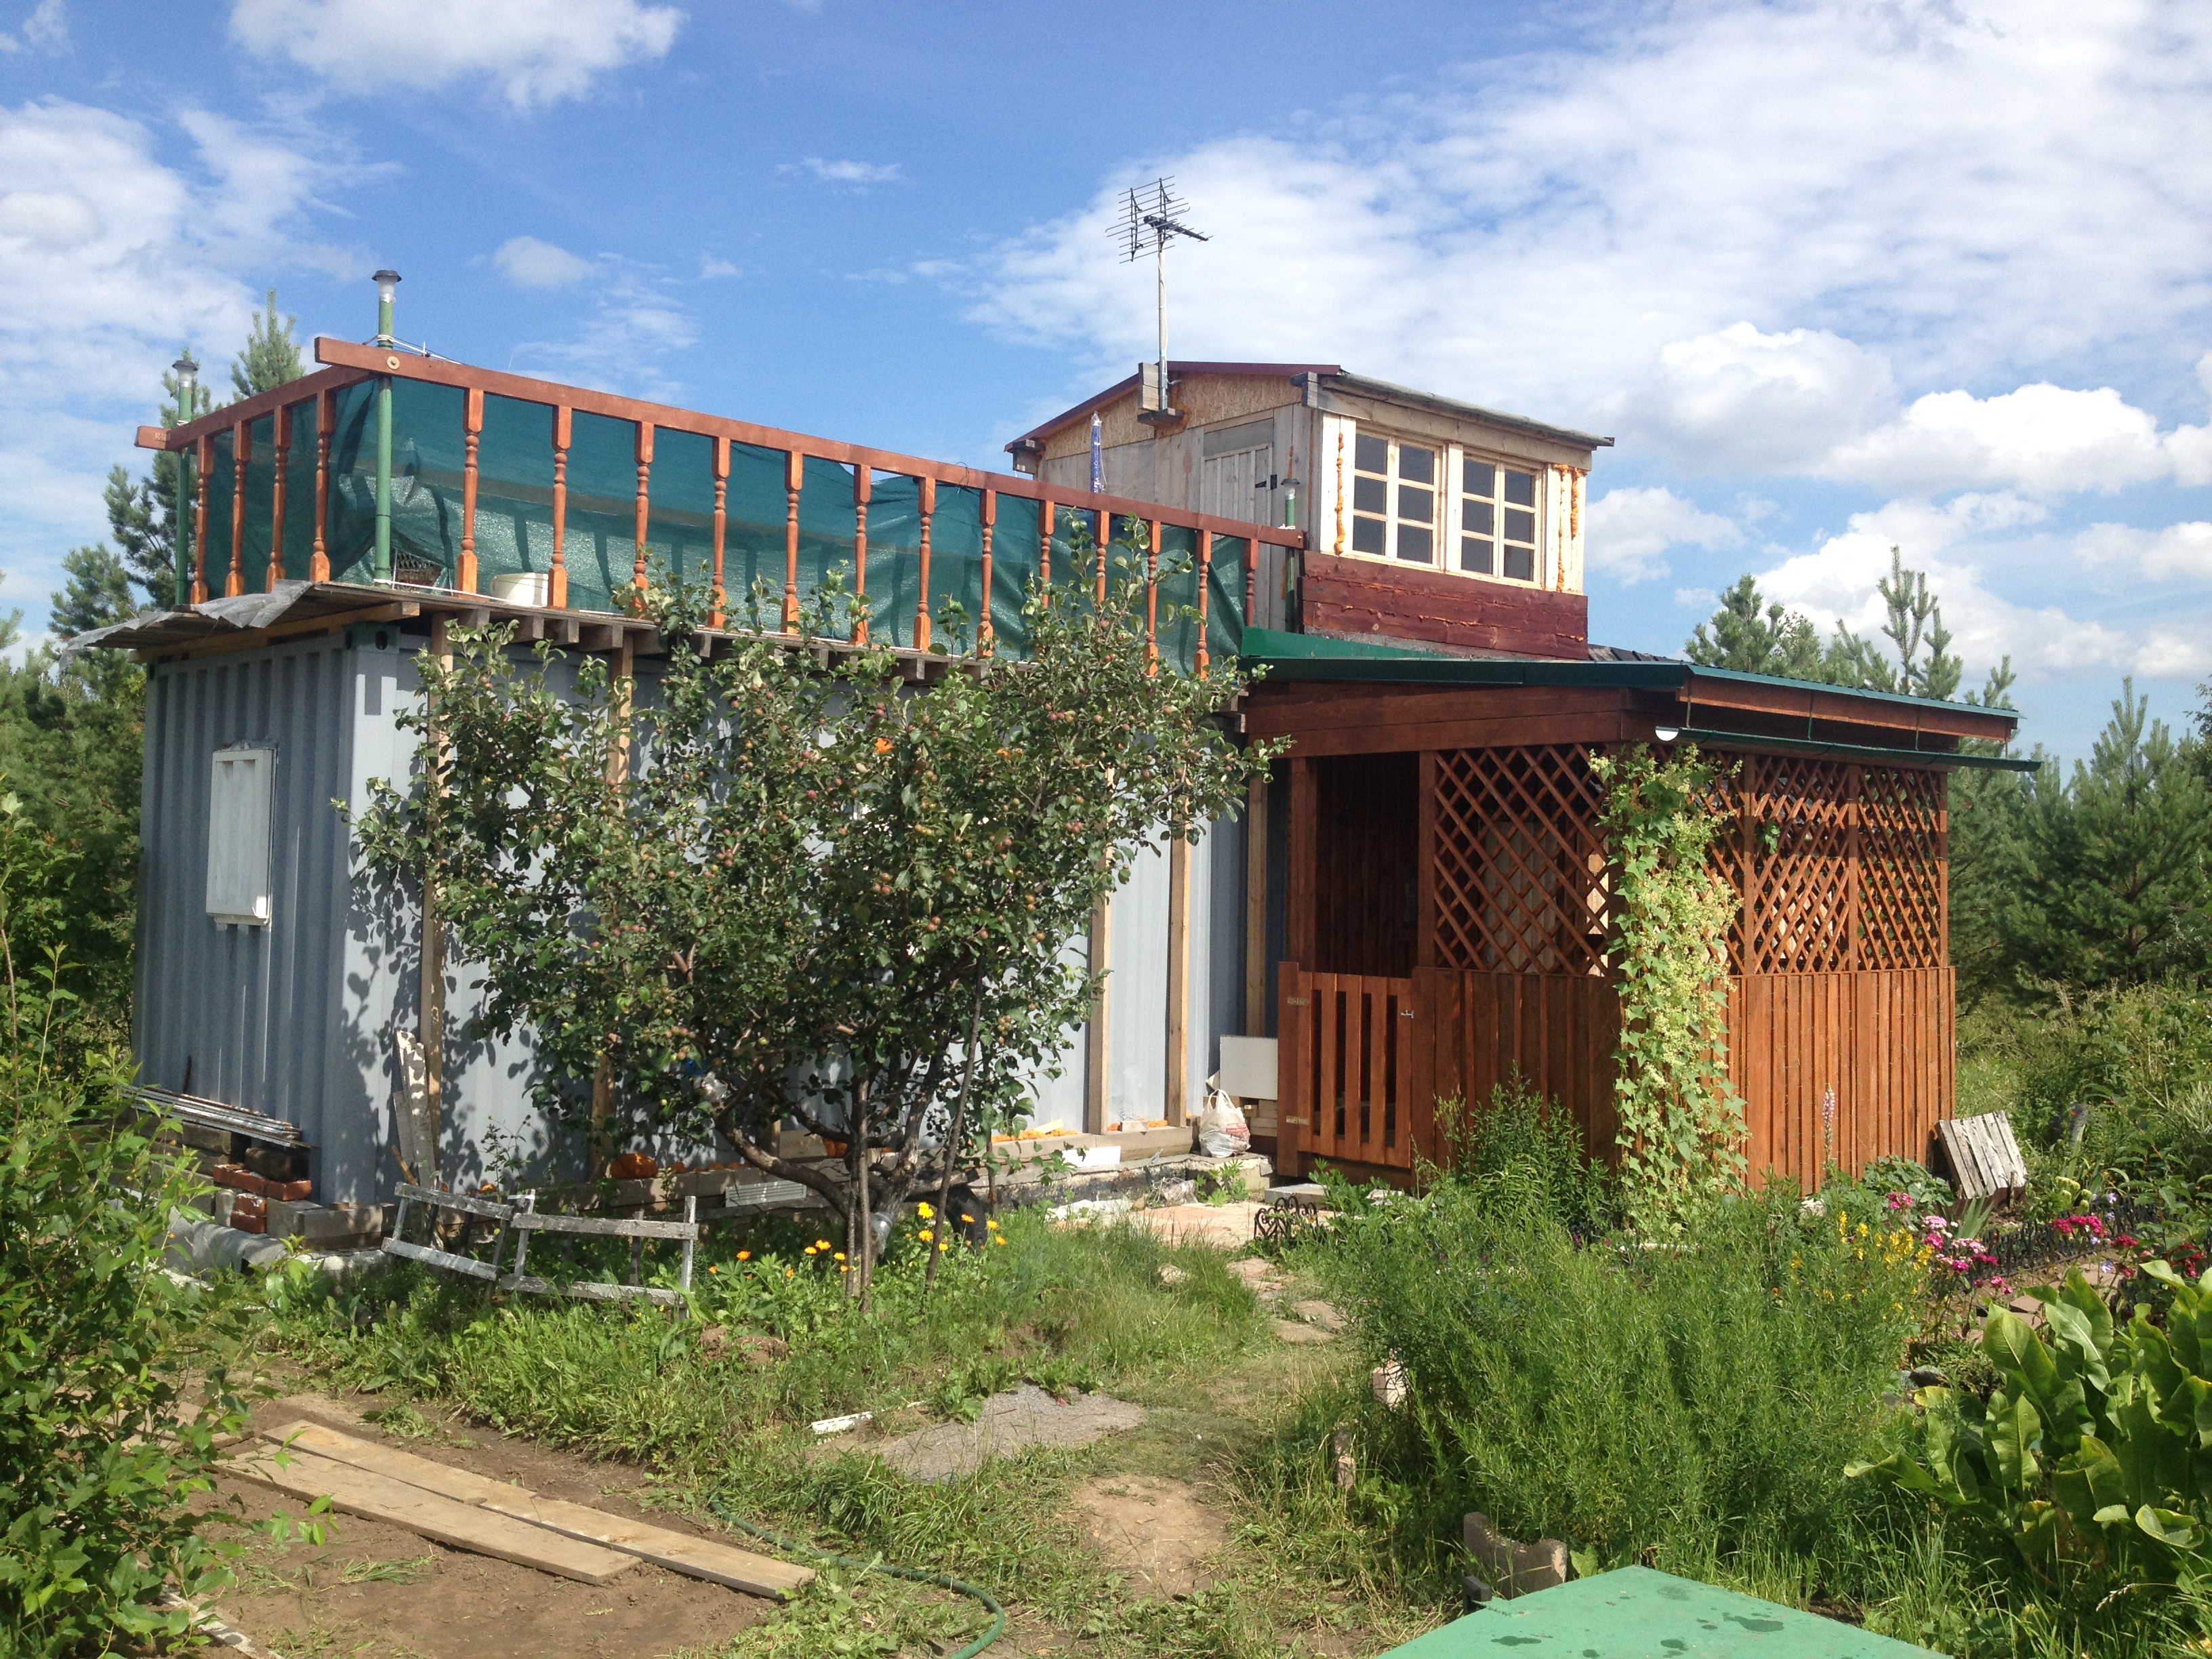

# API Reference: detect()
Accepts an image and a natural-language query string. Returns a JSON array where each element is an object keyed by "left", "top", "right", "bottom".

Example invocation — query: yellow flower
[
  {"left": 917, "top": 1202, "right": 935, "bottom": 1219},
  {"left": 708, "top": 1265, "right": 720, "bottom": 1274},
  {"left": 994, "top": 1236, "right": 1007, "bottom": 1247},
  {"left": 737, "top": 1250, "right": 751, "bottom": 1261},
  {"left": 815, "top": 1240, "right": 832, "bottom": 1251},
  {"left": 785, "top": 1269, "right": 794, "bottom": 1278},
  {"left": 918, "top": 1229, "right": 934, "bottom": 1242},
  {"left": 987, "top": 1218, "right": 1000, "bottom": 1230},
  {"left": 834, "top": 1251, "right": 846, "bottom": 1261},
  {"left": 960, "top": 1214, "right": 975, "bottom": 1224},
  {"left": 938, "top": 1242, "right": 949, "bottom": 1252}
]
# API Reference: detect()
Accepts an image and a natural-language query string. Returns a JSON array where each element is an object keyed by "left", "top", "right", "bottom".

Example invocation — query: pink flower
[
  {"left": 2116, "top": 1235, "right": 2139, "bottom": 1248},
  {"left": 1887, "top": 1191, "right": 1913, "bottom": 1210}
]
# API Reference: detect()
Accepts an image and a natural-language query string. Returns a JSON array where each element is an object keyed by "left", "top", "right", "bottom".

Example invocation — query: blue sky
[{"left": 4, "top": 0, "right": 2210, "bottom": 760}]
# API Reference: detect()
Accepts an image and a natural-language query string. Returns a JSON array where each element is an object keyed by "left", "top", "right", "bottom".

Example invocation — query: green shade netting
[
  {"left": 239, "top": 413, "right": 274, "bottom": 586},
  {"left": 1208, "top": 535, "right": 1247, "bottom": 670},
  {"left": 562, "top": 407, "right": 642, "bottom": 611},
  {"left": 990, "top": 493, "right": 1039, "bottom": 659},
  {"left": 201, "top": 426, "right": 234, "bottom": 593},
  {"left": 468, "top": 393, "right": 555, "bottom": 593},
  {"left": 279, "top": 398, "right": 319, "bottom": 581},
  {"left": 326, "top": 380, "right": 378, "bottom": 581}
]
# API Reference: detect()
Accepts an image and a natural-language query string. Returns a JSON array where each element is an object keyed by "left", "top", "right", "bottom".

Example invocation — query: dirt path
[{"left": 208, "top": 1393, "right": 775, "bottom": 1659}]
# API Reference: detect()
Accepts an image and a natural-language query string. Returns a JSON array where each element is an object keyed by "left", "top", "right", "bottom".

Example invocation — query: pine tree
[
  {"left": 1684, "top": 575, "right": 1826, "bottom": 678},
  {"left": 106, "top": 354, "right": 210, "bottom": 609},
  {"left": 1687, "top": 548, "right": 1967, "bottom": 699},
  {"left": 1994, "top": 682, "right": 2212, "bottom": 991},
  {"left": 48, "top": 547, "right": 135, "bottom": 638},
  {"left": 230, "top": 289, "right": 302, "bottom": 399}
]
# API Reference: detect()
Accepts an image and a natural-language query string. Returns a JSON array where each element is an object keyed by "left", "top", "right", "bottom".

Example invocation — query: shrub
[
  {"left": 1427, "top": 1081, "right": 1618, "bottom": 1236},
  {"left": 1307, "top": 1176, "right": 1926, "bottom": 1578},
  {"left": 0, "top": 814, "right": 260, "bottom": 1652}
]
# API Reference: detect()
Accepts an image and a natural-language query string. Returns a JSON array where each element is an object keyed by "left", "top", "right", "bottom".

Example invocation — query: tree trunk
[{"left": 924, "top": 993, "right": 984, "bottom": 1298}]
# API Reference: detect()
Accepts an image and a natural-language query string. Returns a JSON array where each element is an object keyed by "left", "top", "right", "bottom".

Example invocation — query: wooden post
[
  {"left": 710, "top": 435, "right": 729, "bottom": 629},
  {"left": 1145, "top": 518, "right": 1160, "bottom": 665},
  {"left": 266, "top": 405, "right": 289, "bottom": 592},
  {"left": 227, "top": 420, "right": 248, "bottom": 598},
  {"left": 1277, "top": 958, "right": 1307, "bottom": 1176},
  {"left": 192, "top": 434, "right": 211, "bottom": 604},
  {"left": 458, "top": 386, "right": 483, "bottom": 594},
  {"left": 632, "top": 420, "right": 654, "bottom": 600},
  {"left": 914, "top": 476, "right": 935, "bottom": 651},
  {"left": 979, "top": 488, "right": 996, "bottom": 655},
  {"left": 1288, "top": 757, "right": 1317, "bottom": 968},
  {"left": 1038, "top": 498, "right": 1053, "bottom": 591},
  {"left": 1244, "top": 775, "right": 1268, "bottom": 1036},
  {"left": 1166, "top": 833, "right": 1192, "bottom": 1124},
  {"left": 310, "top": 389, "right": 332, "bottom": 582},
  {"left": 1196, "top": 529, "right": 1212, "bottom": 676},
  {"left": 1085, "top": 895, "right": 1110, "bottom": 1134},
  {"left": 1245, "top": 537, "right": 1258, "bottom": 629},
  {"left": 550, "top": 405, "right": 571, "bottom": 609},
  {"left": 782, "top": 449, "right": 803, "bottom": 631},
  {"left": 1095, "top": 509, "right": 1109, "bottom": 609},
  {"left": 852, "top": 466, "right": 871, "bottom": 644},
  {"left": 420, "top": 614, "right": 451, "bottom": 1183},
  {"left": 1416, "top": 750, "right": 1437, "bottom": 969}
]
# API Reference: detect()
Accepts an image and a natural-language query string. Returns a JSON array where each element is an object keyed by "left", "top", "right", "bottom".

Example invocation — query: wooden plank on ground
[
  {"left": 234, "top": 1443, "right": 635, "bottom": 1584},
  {"left": 264, "top": 1421, "right": 813, "bottom": 1599}
]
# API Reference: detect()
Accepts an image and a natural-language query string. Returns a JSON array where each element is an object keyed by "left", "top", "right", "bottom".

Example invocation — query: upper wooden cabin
[{"left": 1010, "top": 365, "right": 2032, "bottom": 1189}]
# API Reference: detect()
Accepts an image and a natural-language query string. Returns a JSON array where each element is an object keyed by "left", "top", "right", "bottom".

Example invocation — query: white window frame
[
  {"left": 1342, "top": 426, "right": 1547, "bottom": 587},
  {"left": 205, "top": 745, "right": 274, "bottom": 928}
]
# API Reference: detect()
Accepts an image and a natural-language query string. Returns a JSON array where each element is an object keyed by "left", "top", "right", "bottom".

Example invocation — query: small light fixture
[
  {"left": 1280, "top": 471, "right": 1302, "bottom": 529},
  {"left": 1654, "top": 726, "right": 1680, "bottom": 743},
  {"left": 171, "top": 352, "right": 198, "bottom": 417},
  {"left": 373, "top": 268, "right": 402, "bottom": 345}
]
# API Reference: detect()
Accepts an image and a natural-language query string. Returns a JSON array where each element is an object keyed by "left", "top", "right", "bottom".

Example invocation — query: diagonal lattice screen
[
  {"left": 1432, "top": 746, "right": 1947, "bottom": 977},
  {"left": 1433, "top": 745, "right": 1610, "bottom": 975}
]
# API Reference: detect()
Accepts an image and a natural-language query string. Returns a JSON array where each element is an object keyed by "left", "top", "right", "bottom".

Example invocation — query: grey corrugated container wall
[{"left": 136, "top": 630, "right": 1256, "bottom": 1208}]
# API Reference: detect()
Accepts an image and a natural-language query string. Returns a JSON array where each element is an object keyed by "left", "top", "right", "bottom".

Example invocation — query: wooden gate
[{"left": 1278, "top": 966, "right": 1418, "bottom": 1171}]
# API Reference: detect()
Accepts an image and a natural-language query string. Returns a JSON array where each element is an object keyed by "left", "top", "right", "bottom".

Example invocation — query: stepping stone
[
  {"left": 1290, "top": 1298, "right": 1343, "bottom": 1332},
  {"left": 874, "top": 1386, "right": 1146, "bottom": 1483},
  {"left": 1273, "top": 1318, "right": 1334, "bottom": 1345}
]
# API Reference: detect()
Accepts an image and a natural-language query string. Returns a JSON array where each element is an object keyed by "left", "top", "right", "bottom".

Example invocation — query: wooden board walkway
[{"left": 261, "top": 1421, "right": 813, "bottom": 1599}]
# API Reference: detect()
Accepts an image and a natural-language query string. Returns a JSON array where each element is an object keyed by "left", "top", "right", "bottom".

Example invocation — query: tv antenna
[{"left": 1112, "top": 178, "right": 1208, "bottom": 423}]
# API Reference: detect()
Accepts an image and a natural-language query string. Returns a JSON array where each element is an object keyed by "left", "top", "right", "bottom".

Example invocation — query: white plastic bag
[{"left": 1197, "top": 1086, "right": 1250, "bottom": 1159}]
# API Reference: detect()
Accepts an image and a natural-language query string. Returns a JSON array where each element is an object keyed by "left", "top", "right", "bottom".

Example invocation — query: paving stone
[{"left": 874, "top": 1386, "right": 1146, "bottom": 1483}]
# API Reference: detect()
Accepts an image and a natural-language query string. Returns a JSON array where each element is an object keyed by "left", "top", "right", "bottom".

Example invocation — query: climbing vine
[{"left": 1592, "top": 743, "right": 1747, "bottom": 1233}]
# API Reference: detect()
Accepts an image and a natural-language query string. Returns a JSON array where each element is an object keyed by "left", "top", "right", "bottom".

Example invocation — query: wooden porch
[{"left": 1254, "top": 675, "right": 1987, "bottom": 1188}]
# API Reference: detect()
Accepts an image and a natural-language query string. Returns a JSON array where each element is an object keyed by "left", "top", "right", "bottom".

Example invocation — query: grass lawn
[{"left": 253, "top": 1205, "right": 1443, "bottom": 1659}]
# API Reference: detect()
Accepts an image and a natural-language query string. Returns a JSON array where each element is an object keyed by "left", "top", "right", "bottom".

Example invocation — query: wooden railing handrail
[{"left": 138, "top": 338, "right": 1309, "bottom": 551}]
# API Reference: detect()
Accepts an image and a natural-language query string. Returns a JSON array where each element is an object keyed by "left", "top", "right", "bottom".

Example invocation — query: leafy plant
[
  {"left": 1591, "top": 743, "right": 1747, "bottom": 1233},
  {"left": 1850, "top": 1260, "right": 2212, "bottom": 1601},
  {"left": 1427, "top": 1080, "right": 1616, "bottom": 1235},
  {"left": 351, "top": 548, "right": 1273, "bottom": 1299}
]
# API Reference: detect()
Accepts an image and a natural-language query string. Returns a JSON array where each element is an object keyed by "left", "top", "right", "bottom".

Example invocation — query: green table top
[{"left": 1378, "top": 1568, "right": 1940, "bottom": 1659}]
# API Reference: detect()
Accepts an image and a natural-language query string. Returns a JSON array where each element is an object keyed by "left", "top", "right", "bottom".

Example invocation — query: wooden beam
[
  {"left": 551, "top": 405, "right": 571, "bottom": 609},
  {"left": 1244, "top": 775, "right": 1269, "bottom": 1036},
  {"left": 266, "top": 405, "right": 289, "bottom": 592},
  {"left": 136, "top": 363, "right": 367, "bottom": 452},
  {"left": 1288, "top": 758, "right": 1317, "bottom": 967},
  {"left": 459, "top": 386, "right": 483, "bottom": 594},
  {"left": 1258, "top": 709, "right": 1639, "bottom": 760},
  {"left": 1416, "top": 750, "right": 1437, "bottom": 970},
  {"left": 1166, "top": 834, "right": 1192, "bottom": 1124},
  {"left": 1085, "top": 895, "right": 1110, "bottom": 1135}
]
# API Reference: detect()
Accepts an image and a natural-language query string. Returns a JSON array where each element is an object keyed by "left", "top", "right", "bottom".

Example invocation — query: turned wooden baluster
[
  {"left": 632, "top": 420, "right": 654, "bottom": 602},
  {"left": 1244, "top": 535, "right": 1257, "bottom": 630},
  {"left": 979, "top": 489, "right": 996, "bottom": 655},
  {"left": 192, "top": 434, "right": 211, "bottom": 604},
  {"left": 226, "top": 420, "right": 249, "bottom": 598},
  {"left": 266, "top": 405, "right": 290, "bottom": 592},
  {"left": 310, "top": 389, "right": 332, "bottom": 582},
  {"left": 458, "top": 387, "right": 483, "bottom": 594},
  {"left": 1038, "top": 497, "right": 1054, "bottom": 594},
  {"left": 550, "top": 405, "right": 571, "bottom": 609},
  {"left": 853, "top": 466, "right": 871, "bottom": 644},
  {"left": 1145, "top": 517, "right": 1161, "bottom": 665},
  {"left": 710, "top": 435, "right": 729, "bottom": 630},
  {"left": 1197, "top": 529, "right": 1212, "bottom": 678},
  {"left": 914, "top": 476, "right": 935, "bottom": 651},
  {"left": 1095, "top": 509, "right": 1110, "bottom": 609},
  {"left": 781, "top": 449, "right": 803, "bottom": 631}
]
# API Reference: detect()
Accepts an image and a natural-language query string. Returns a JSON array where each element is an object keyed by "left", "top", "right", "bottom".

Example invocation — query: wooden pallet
[{"left": 1936, "top": 1111, "right": 2027, "bottom": 1204}]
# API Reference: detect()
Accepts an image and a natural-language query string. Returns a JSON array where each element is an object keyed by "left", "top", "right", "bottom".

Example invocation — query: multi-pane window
[
  {"left": 1351, "top": 434, "right": 1438, "bottom": 565},
  {"left": 1460, "top": 459, "right": 1539, "bottom": 582}
]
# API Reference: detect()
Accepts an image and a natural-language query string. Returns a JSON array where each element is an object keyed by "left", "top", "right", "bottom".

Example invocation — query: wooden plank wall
[
  {"left": 1727, "top": 967, "right": 1953, "bottom": 1190},
  {"left": 1285, "top": 963, "right": 1952, "bottom": 1185}
]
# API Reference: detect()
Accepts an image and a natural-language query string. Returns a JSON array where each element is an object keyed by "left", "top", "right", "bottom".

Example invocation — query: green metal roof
[
  {"left": 1238, "top": 628, "right": 2035, "bottom": 771},
  {"left": 1377, "top": 1567, "right": 1940, "bottom": 1658}
]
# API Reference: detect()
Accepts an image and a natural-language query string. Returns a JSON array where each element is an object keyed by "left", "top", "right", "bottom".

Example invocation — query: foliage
[
  {"left": 352, "top": 550, "right": 1272, "bottom": 1295},
  {"left": 102, "top": 353, "right": 211, "bottom": 612},
  {"left": 46, "top": 547, "right": 135, "bottom": 640},
  {"left": 1426, "top": 1080, "right": 1616, "bottom": 1235},
  {"left": 1851, "top": 1261, "right": 2212, "bottom": 1610},
  {"left": 1684, "top": 574, "right": 1833, "bottom": 680},
  {"left": 1986, "top": 683, "right": 2212, "bottom": 993},
  {"left": 1302, "top": 1176, "right": 1927, "bottom": 1582},
  {"left": 1591, "top": 743, "right": 1746, "bottom": 1232},
  {"left": 0, "top": 809, "right": 261, "bottom": 1655},
  {"left": 230, "top": 289, "right": 304, "bottom": 401}
]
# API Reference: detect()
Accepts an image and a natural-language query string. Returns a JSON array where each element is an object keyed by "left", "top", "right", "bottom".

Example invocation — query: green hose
[{"left": 708, "top": 1492, "right": 1006, "bottom": 1659}]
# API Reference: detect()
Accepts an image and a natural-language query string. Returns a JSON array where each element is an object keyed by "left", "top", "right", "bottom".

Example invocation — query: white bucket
[{"left": 489, "top": 571, "right": 550, "bottom": 607}]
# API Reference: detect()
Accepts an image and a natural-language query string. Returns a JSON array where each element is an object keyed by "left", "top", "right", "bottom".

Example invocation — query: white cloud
[
  {"left": 698, "top": 255, "right": 739, "bottom": 280},
  {"left": 978, "top": 3, "right": 2212, "bottom": 487},
  {"left": 508, "top": 264, "right": 696, "bottom": 398},
  {"left": 0, "top": 0, "right": 68, "bottom": 54},
  {"left": 228, "top": 0, "right": 684, "bottom": 109},
  {"left": 1584, "top": 486, "right": 1742, "bottom": 584},
  {"left": 1822, "top": 383, "right": 2175, "bottom": 496},
  {"left": 2066, "top": 519, "right": 2212, "bottom": 583},
  {"left": 783, "top": 157, "right": 902, "bottom": 186},
  {"left": 493, "top": 234, "right": 591, "bottom": 288}
]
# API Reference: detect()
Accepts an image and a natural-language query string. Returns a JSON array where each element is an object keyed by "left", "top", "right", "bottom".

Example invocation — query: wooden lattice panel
[
  {"left": 1433, "top": 745, "right": 1608, "bottom": 975},
  {"left": 1856, "top": 768, "right": 1946, "bottom": 970}
]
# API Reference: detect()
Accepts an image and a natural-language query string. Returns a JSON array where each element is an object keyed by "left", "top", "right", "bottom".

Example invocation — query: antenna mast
[{"left": 1113, "top": 178, "right": 1208, "bottom": 426}]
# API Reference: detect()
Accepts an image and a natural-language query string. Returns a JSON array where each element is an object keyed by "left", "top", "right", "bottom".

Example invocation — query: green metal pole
[
  {"left": 372, "top": 270, "right": 400, "bottom": 582},
  {"left": 176, "top": 450, "right": 192, "bottom": 604}
]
